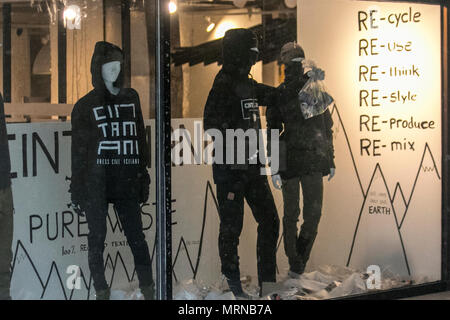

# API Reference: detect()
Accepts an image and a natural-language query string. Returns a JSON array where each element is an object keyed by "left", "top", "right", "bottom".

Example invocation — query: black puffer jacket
[
  {"left": 0, "top": 93, "right": 10, "bottom": 189},
  {"left": 70, "top": 41, "right": 150, "bottom": 203},
  {"left": 267, "top": 75, "right": 335, "bottom": 180},
  {"left": 203, "top": 29, "right": 277, "bottom": 184}
]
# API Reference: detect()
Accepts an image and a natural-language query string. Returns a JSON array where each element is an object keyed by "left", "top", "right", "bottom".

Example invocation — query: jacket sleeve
[
  {"left": 255, "top": 82, "right": 278, "bottom": 107},
  {"left": 323, "top": 107, "right": 335, "bottom": 169},
  {"left": 133, "top": 89, "right": 150, "bottom": 171},
  {"left": 132, "top": 89, "right": 151, "bottom": 200},
  {"left": 266, "top": 89, "right": 283, "bottom": 175},
  {"left": 203, "top": 77, "right": 230, "bottom": 132},
  {"left": 70, "top": 102, "right": 89, "bottom": 203},
  {"left": 204, "top": 76, "right": 238, "bottom": 175}
]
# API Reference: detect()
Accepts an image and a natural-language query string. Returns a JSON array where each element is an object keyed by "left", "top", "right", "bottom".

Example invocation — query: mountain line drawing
[{"left": 329, "top": 105, "right": 441, "bottom": 276}]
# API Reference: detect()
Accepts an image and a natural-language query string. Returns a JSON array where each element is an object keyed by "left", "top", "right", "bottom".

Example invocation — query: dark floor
[{"left": 403, "top": 291, "right": 450, "bottom": 300}]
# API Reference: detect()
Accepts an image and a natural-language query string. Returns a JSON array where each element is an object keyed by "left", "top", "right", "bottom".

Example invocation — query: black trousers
[
  {"left": 281, "top": 173, "right": 323, "bottom": 273},
  {"left": 85, "top": 198, "right": 153, "bottom": 291},
  {"left": 216, "top": 172, "right": 280, "bottom": 285}
]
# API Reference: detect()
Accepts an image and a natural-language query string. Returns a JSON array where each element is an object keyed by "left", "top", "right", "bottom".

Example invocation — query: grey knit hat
[{"left": 280, "top": 42, "right": 305, "bottom": 65}]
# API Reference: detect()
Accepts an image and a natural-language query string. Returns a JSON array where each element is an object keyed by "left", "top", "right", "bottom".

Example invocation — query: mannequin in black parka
[{"left": 266, "top": 42, "right": 336, "bottom": 277}]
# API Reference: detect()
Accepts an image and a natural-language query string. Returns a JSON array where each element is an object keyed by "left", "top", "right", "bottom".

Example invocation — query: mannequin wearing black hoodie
[
  {"left": 70, "top": 41, "right": 153, "bottom": 300},
  {"left": 0, "top": 93, "right": 13, "bottom": 300},
  {"left": 203, "top": 29, "right": 280, "bottom": 298}
]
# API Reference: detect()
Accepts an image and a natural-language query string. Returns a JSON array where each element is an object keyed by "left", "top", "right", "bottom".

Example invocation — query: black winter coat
[
  {"left": 203, "top": 67, "right": 277, "bottom": 184},
  {"left": 70, "top": 42, "right": 149, "bottom": 203},
  {"left": 266, "top": 78, "right": 335, "bottom": 180}
]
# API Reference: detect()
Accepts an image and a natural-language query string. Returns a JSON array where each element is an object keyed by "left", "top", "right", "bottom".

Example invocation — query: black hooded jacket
[
  {"left": 266, "top": 69, "right": 335, "bottom": 180},
  {"left": 203, "top": 29, "right": 277, "bottom": 184},
  {"left": 70, "top": 41, "right": 149, "bottom": 203},
  {"left": 0, "top": 93, "right": 11, "bottom": 190}
]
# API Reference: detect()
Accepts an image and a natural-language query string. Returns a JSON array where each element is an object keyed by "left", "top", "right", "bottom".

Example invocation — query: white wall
[{"left": 298, "top": 0, "right": 442, "bottom": 280}]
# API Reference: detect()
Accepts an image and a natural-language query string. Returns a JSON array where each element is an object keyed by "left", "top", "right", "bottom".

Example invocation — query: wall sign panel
[{"left": 298, "top": 0, "right": 442, "bottom": 280}]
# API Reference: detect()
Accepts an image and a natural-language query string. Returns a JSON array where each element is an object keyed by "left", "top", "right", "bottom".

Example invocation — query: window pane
[
  {"left": 1, "top": 0, "right": 158, "bottom": 300},
  {"left": 170, "top": 0, "right": 443, "bottom": 300}
]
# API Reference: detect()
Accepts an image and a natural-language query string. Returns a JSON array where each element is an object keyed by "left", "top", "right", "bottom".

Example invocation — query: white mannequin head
[{"left": 102, "top": 61, "right": 121, "bottom": 95}]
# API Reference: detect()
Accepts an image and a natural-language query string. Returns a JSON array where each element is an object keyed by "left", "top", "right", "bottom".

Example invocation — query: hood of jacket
[
  {"left": 222, "top": 28, "right": 258, "bottom": 76},
  {"left": 90, "top": 41, "right": 124, "bottom": 94}
]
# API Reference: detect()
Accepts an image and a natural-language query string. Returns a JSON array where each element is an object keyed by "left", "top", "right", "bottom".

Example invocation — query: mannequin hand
[
  {"left": 328, "top": 168, "right": 336, "bottom": 181},
  {"left": 307, "top": 67, "right": 325, "bottom": 81},
  {"left": 272, "top": 174, "right": 283, "bottom": 190}
]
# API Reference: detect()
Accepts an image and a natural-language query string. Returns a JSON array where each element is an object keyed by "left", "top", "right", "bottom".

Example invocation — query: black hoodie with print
[
  {"left": 203, "top": 29, "right": 277, "bottom": 184},
  {"left": 70, "top": 41, "right": 150, "bottom": 204}
]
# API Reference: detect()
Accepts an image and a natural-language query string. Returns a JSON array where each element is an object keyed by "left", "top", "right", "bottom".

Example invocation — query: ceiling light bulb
[
  {"left": 64, "top": 7, "right": 77, "bottom": 20},
  {"left": 169, "top": 1, "right": 177, "bottom": 14},
  {"left": 63, "top": 5, "right": 82, "bottom": 30},
  {"left": 207, "top": 22, "right": 215, "bottom": 32}
]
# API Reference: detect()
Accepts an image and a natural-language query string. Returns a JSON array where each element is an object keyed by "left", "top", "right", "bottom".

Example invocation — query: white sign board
[
  {"left": 6, "top": 120, "right": 288, "bottom": 299},
  {"left": 7, "top": 122, "right": 156, "bottom": 299},
  {"left": 298, "top": 0, "right": 442, "bottom": 279}
]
